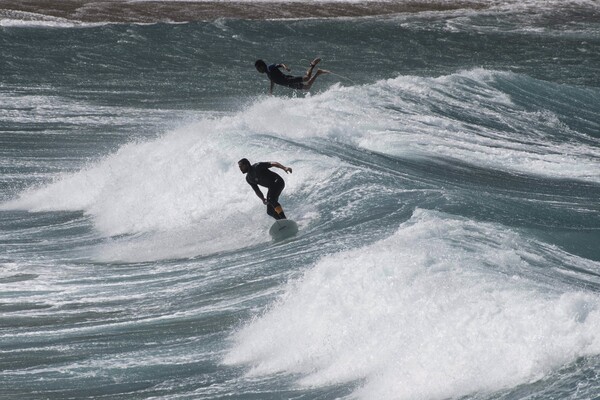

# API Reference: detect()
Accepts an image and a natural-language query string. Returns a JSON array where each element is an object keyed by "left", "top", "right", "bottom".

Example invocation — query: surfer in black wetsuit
[
  {"left": 238, "top": 158, "right": 292, "bottom": 220},
  {"left": 255, "top": 58, "right": 329, "bottom": 95}
]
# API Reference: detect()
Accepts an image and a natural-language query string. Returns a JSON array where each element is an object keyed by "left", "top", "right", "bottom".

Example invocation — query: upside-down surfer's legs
[
  {"left": 303, "top": 58, "right": 321, "bottom": 82},
  {"left": 303, "top": 69, "right": 329, "bottom": 90}
]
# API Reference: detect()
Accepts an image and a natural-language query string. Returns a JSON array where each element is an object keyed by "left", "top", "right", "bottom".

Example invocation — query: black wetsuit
[
  {"left": 266, "top": 64, "right": 305, "bottom": 90},
  {"left": 246, "top": 162, "right": 287, "bottom": 220}
]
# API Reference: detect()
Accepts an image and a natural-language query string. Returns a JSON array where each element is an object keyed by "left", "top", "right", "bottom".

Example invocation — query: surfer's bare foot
[
  {"left": 316, "top": 69, "right": 330, "bottom": 76},
  {"left": 310, "top": 58, "right": 321, "bottom": 67}
]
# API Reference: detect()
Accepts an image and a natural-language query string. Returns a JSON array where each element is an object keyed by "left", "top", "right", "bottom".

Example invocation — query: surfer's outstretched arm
[
  {"left": 270, "top": 162, "right": 292, "bottom": 174},
  {"left": 269, "top": 80, "right": 275, "bottom": 95}
]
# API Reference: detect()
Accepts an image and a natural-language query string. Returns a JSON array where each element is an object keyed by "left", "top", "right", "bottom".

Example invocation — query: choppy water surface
[{"left": 1, "top": 1, "right": 599, "bottom": 399}]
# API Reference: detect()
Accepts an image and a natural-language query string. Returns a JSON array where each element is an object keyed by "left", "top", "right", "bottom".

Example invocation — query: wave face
[
  {"left": 1, "top": 3, "right": 599, "bottom": 399},
  {"left": 225, "top": 210, "right": 600, "bottom": 399}
]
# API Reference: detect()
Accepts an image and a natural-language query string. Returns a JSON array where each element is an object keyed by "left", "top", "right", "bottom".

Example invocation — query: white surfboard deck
[{"left": 269, "top": 219, "right": 299, "bottom": 241}]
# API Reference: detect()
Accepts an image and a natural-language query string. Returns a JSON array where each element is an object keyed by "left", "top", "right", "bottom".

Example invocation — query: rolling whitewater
[{"left": 1, "top": 1, "right": 600, "bottom": 399}]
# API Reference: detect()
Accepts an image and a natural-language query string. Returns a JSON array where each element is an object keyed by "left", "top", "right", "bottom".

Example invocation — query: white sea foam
[
  {"left": 1, "top": 109, "right": 343, "bottom": 259},
  {"left": 0, "top": 10, "right": 105, "bottom": 28},
  {"left": 224, "top": 209, "right": 600, "bottom": 399}
]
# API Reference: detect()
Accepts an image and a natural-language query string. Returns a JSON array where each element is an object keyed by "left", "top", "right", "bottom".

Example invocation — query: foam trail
[{"left": 225, "top": 209, "right": 600, "bottom": 399}]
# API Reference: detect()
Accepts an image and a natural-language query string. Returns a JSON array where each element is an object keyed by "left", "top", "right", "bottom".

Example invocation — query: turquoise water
[{"left": 1, "top": 2, "right": 600, "bottom": 399}]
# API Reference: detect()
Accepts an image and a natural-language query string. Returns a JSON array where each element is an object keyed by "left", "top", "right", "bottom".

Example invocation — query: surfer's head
[
  {"left": 238, "top": 158, "right": 251, "bottom": 173},
  {"left": 255, "top": 60, "right": 267, "bottom": 74}
]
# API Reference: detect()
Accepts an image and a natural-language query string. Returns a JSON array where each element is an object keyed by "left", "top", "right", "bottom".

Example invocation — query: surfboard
[{"left": 269, "top": 219, "right": 298, "bottom": 241}]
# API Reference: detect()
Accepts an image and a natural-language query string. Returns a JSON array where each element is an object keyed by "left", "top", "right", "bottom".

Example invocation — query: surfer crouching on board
[
  {"left": 238, "top": 158, "right": 292, "bottom": 220},
  {"left": 255, "top": 58, "right": 329, "bottom": 95}
]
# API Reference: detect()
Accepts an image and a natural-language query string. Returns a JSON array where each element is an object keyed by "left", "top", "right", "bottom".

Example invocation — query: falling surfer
[
  {"left": 255, "top": 58, "right": 329, "bottom": 95},
  {"left": 238, "top": 158, "right": 292, "bottom": 220}
]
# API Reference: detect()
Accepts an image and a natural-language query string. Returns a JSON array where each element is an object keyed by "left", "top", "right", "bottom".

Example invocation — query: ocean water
[{"left": 1, "top": 1, "right": 600, "bottom": 399}]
